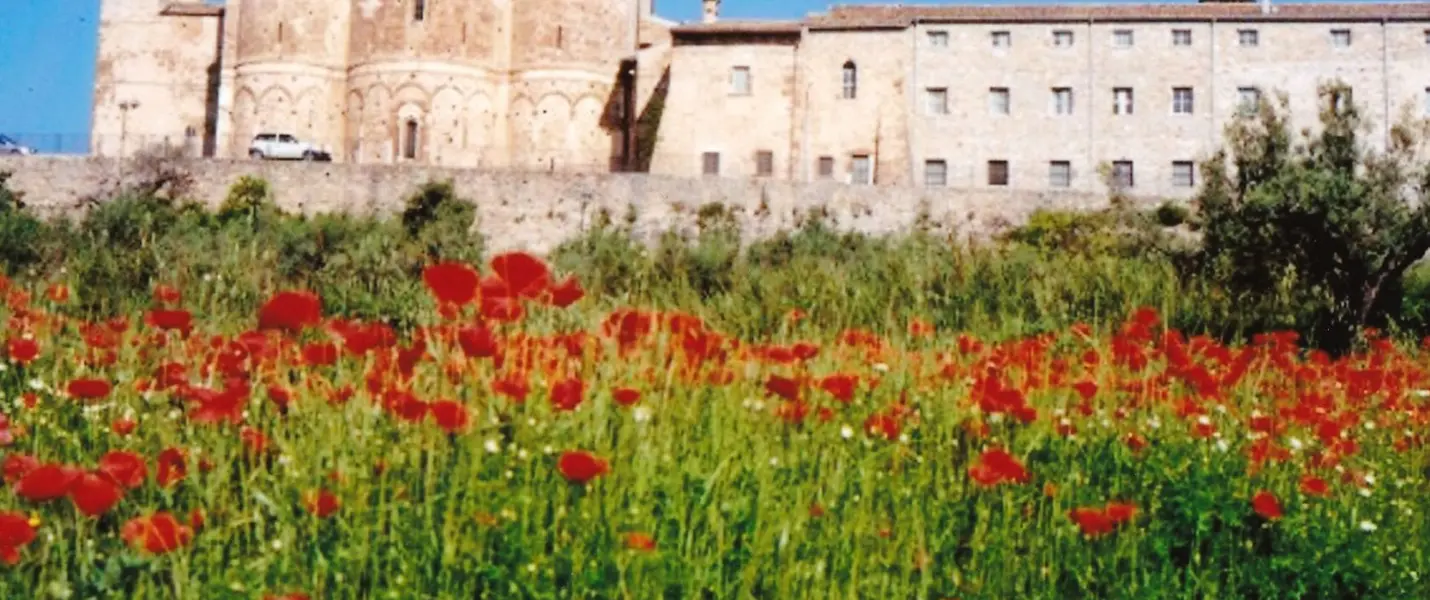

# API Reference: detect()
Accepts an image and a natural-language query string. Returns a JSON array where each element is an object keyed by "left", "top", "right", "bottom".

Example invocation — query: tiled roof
[
  {"left": 811, "top": 2, "right": 1430, "bottom": 28},
  {"left": 160, "top": 2, "right": 224, "bottom": 17},
  {"left": 669, "top": 21, "right": 805, "bottom": 36}
]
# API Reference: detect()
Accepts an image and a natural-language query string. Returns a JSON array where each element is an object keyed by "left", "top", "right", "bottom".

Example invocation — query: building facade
[
  {"left": 92, "top": 0, "right": 672, "bottom": 170},
  {"left": 92, "top": 1, "right": 1430, "bottom": 196}
]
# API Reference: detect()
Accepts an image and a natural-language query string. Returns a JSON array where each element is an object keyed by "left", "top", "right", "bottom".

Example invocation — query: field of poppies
[{"left": 0, "top": 247, "right": 1427, "bottom": 599}]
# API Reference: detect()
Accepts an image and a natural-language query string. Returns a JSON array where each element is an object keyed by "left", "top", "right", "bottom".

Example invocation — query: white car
[
  {"left": 0, "top": 135, "right": 33, "bottom": 155},
  {"left": 247, "top": 133, "right": 331, "bottom": 161}
]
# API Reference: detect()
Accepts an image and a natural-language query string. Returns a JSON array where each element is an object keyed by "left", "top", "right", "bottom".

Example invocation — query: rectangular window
[
  {"left": 1114, "top": 29, "right": 1134, "bottom": 48},
  {"left": 851, "top": 155, "right": 872, "bottom": 185},
  {"left": 1172, "top": 87, "right": 1194, "bottom": 115},
  {"left": 1053, "top": 87, "right": 1074, "bottom": 115},
  {"left": 1114, "top": 87, "right": 1134, "bottom": 115},
  {"left": 928, "top": 31, "right": 949, "bottom": 47},
  {"left": 1331, "top": 29, "right": 1351, "bottom": 48},
  {"left": 818, "top": 156, "right": 835, "bottom": 178},
  {"left": 926, "top": 87, "right": 949, "bottom": 115},
  {"left": 1238, "top": 86, "right": 1261, "bottom": 114},
  {"left": 414, "top": 0, "right": 426, "bottom": 21},
  {"left": 924, "top": 160, "right": 948, "bottom": 187},
  {"left": 1239, "top": 29, "right": 1259, "bottom": 47},
  {"left": 1049, "top": 161, "right": 1071, "bottom": 188},
  {"left": 991, "top": 31, "right": 1011, "bottom": 48},
  {"left": 1331, "top": 87, "right": 1353, "bottom": 112},
  {"left": 1425, "top": 29, "right": 1430, "bottom": 45},
  {"left": 1424, "top": 88, "right": 1430, "bottom": 116},
  {"left": 842, "top": 63, "right": 858, "bottom": 99},
  {"left": 988, "top": 160, "right": 1009, "bottom": 186},
  {"left": 1112, "top": 161, "right": 1134, "bottom": 188},
  {"left": 730, "top": 67, "right": 751, "bottom": 95},
  {"left": 702, "top": 152, "right": 720, "bottom": 176},
  {"left": 1172, "top": 161, "right": 1195, "bottom": 188},
  {"left": 989, "top": 87, "right": 1010, "bottom": 115},
  {"left": 1053, "top": 30, "right": 1074, "bottom": 47},
  {"left": 403, "top": 121, "right": 419, "bottom": 159},
  {"left": 1172, "top": 29, "right": 1192, "bottom": 46},
  {"left": 755, "top": 151, "right": 774, "bottom": 177}
]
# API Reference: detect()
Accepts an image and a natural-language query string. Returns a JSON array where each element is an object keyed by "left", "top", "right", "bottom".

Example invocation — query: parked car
[
  {"left": 247, "top": 133, "right": 331, "bottom": 161},
  {"left": 0, "top": 135, "right": 34, "bottom": 155}
]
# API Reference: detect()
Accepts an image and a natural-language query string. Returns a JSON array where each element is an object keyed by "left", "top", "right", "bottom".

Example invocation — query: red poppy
[
  {"left": 14, "top": 464, "right": 80, "bottom": 502},
  {"left": 66, "top": 378, "right": 112, "bottom": 402},
  {"left": 818, "top": 374, "right": 858, "bottom": 404},
  {"left": 422, "top": 262, "right": 481, "bottom": 306},
  {"left": 557, "top": 450, "right": 609, "bottom": 484},
  {"left": 624, "top": 532, "right": 656, "bottom": 552},
  {"left": 97, "top": 450, "right": 148, "bottom": 489},
  {"left": 145, "top": 309, "right": 193, "bottom": 334},
  {"left": 428, "top": 400, "right": 470, "bottom": 434},
  {"left": 152, "top": 283, "right": 182, "bottom": 305},
  {"left": 488, "top": 252, "right": 552, "bottom": 300},
  {"left": 1068, "top": 507, "right": 1115, "bottom": 537},
  {"left": 612, "top": 387, "right": 641, "bottom": 407},
  {"left": 302, "top": 489, "right": 341, "bottom": 518},
  {"left": 550, "top": 377, "right": 585, "bottom": 412},
  {"left": 257, "top": 290, "right": 323, "bottom": 332},
  {"left": 301, "top": 342, "right": 339, "bottom": 367},
  {"left": 2, "top": 454, "right": 38, "bottom": 484},
  {"left": 547, "top": 275, "right": 585, "bottom": 308},
  {"left": 968, "top": 448, "right": 1030, "bottom": 487},
  {"left": 1252, "top": 490, "right": 1283, "bottom": 520},
  {"left": 5, "top": 339, "right": 37, "bottom": 365},
  {"left": 0, "top": 511, "right": 37, "bottom": 565},
  {"left": 1299, "top": 474, "right": 1330, "bottom": 497},
  {"left": 111, "top": 418, "right": 137, "bottom": 437},
  {"left": 121, "top": 512, "right": 194, "bottom": 554},
  {"left": 69, "top": 473, "right": 123, "bottom": 517},
  {"left": 156, "top": 448, "right": 188, "bottom": 488},
  {"left": 492, "top": 375, "right": 530, "bottom": 404}
]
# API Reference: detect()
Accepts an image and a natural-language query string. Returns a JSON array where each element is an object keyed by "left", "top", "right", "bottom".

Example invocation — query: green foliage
[
  {"left": 1154, "top": 201, "right": 1190, "bottom": 227},
  {"left": 400, "top": 179, "right": 482, "bottom": 265},
  {"left": 0, "top": 171, "right": 48, "bottom": 276},
  {"left": 1195, "top": 80, "right": 1430, "bottom": 352},
  {"left": 217, "top": 174, "right": 281, "bottom": 225}
]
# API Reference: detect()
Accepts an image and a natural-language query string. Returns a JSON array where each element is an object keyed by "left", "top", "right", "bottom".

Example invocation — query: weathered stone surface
[{"left": 0, "top": 156, "right": 1133, "bottom": 255}]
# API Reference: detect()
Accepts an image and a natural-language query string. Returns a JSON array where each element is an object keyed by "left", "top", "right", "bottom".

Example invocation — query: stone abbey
[{"left": 93, "top": 0, "right": 1430, "bottom": 196}]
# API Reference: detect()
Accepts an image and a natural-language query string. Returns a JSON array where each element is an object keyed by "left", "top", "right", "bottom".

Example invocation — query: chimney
[
  {"left": 1260, "top": 0, "right": 1273, "bottom": 14},
  {"left": 702, "top": 0, "right": 720, "bottom": 23}
]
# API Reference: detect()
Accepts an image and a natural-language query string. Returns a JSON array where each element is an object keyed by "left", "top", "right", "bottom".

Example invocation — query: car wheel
[
  {"left": 249, "top": 149, "right": 264, "bottom": 160},
  {"left": 302, "top": 151, "right": 315, "bottom": 161}
]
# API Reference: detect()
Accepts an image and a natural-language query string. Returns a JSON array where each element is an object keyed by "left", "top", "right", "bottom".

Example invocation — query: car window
[
  {"left": 279, "top": 135, "right": 297, "bottom": 143},
  {"left": 254, "top": 134, "right": 273, "bottom": 141}
]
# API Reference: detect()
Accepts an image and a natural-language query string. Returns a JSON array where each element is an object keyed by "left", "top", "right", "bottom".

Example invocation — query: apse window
[
  {"left": 1331, "top": 29, "right": 1351, "bottom": 48},
  {"left": 991, "top": 31, "right": 1011, "bottom": 49},
  {"left": 1238, "top": 29, "right": 1259, "bottom": 47},
  {"left": 730, "top": 66, "right": 751, "bottom": 95},
  {"left": 1049, "top": 161, "right": 1071, "bottom": 188},
  {"left": 403, "top": 120, "right": 420, "bottom": 160},
  {"left": 1172, "top": 29, "right": 1192, "bottom": 46},
  {"left": 1113, "top": 29, "right": 1134, "bottom": 48},
  {"left": 987, "top": 160, "right": 1009, "bottom": 186},
  {"left": 1112, "top": 160, "right": 1135, "bottom": 188},
  {"left": 1053, "top": 30, "right": 1074, "bottom": 48},
  {"left": 924, "top": 160, "right": 948, "bottom": 187},
  {"left": 414, "top": 0, "right": 426, "bottom": 22},
  {"left": 755, "top": 150, "right": 774, "bottom": 177},
  {"left": 851, "top": 155, "right": 872, "bottom": 185},
  {"left": 702, "top": 152, "right": 720, "bottom": 176},
  {"left": 818, "top": 156, "right": 835, "bottom": 178},
  {"left": 1173, "top": 161, "right": 1195, "bottom": 188}
]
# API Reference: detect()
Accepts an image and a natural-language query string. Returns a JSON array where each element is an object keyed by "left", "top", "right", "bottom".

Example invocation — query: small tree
[{"left": 1195, "top": 81, "right": 1430, "bottom": 352}]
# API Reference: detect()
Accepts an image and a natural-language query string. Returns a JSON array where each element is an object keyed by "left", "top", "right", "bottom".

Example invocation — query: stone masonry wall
[{"left": 0, "top": 156, "right": 1138, "bottom": 256}]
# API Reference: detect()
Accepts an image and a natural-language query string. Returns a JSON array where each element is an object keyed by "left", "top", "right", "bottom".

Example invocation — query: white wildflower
[
  {"left": 1359, "top": 520, "right": 1378, "bottom": 532},
  {"left": 840, "top": 425, "right": 854, "bottom": 439},
  {"left": 484, "top": 439, "right": 501, "bottom": 454}
]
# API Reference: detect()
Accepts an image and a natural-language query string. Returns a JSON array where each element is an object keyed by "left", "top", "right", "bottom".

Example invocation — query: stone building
[
  {"left": 91, "top": 0, "right": 1430, "bottom": 196},
  {"left": 653, "top": 0, "right": 1430, "bottom": 198},
  {"left": 92, "top": 0, "right": 673, "bottom": 170}
]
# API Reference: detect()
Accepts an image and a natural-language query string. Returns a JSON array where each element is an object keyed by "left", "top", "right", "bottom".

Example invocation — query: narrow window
[
  {"left": 702, "top": 152, "right": 720, "bottom": 176},
  {"left": 851, "top": 155, "right": 872, "bottom": 185},
  {"left": 755, "top": 150, "right": 774, "bottom": 177},
  {"left": 1114, "top": 29, "right": 1134, "bottom": 48},
  {"left": 988, "top": 160, "right": 1009, "bottom": 186},
  {"left": 730, "top": 67, "right": 751, "bottom": 95},
  {"left": 991, "top": 31, "right": 1011, "bottom": 48},
  {"left": 1424, "top": 87, "right": 1430, "bottom": 116},
  {"left": 1053, "top": 30, "right": 1074, "bottom": 47},
  {"left": 1053, "top": 87, "right": 1074, "bottom": 115},
  {"left": 1239, "top": 29, "right": 1259, "bottom": 47},
  {"left": 556, "top": 26, "right": 564, "bottom": 49},
  {"left": 989, "top": 87, "right": 1011, "bottom": 115},
  {"left": 928, "top": 31, "right": 949, "bottom": 47},
  {"left": 1112, "top": 160, "right": 1134, "bottom": 188},
  {"left": 1238, "top": 86, "right": 1261, "bottom": 115},
  {"left": 414, "top": 0, "right": 426, "bottom": 21},
  {"left": 1172, "top": 87, "right": 1194, "bottom": 115},
  {"left": 404, "top": 120, "right": 419, "bottom": 160},
  {"left": 1172, "top": 29, "right": 1192, "bottom": 46},
  {"left": 925, "top": 87, "right": 948, "bottom": 115},
  {"left": 277, "top": 23, "right": 284, "bottom": 44},
  {"left": 842, "top": 61, "right": 858, "bottom": 100},
  {"left": 818, "top": 156, "right": 835, "bottom": 178},
  {"left": 924, "top": 160, "right": 947, "bottom": 187},
  {"left": 1114, "top": 87, "right": 1134, "bottom": 115},
  {"left": 1331, "top": 29, "right": 1351, "bottom": 48},
  {"left": 1172, "top": 161, "right": 1195, "bottom": 188},
  {"left": 1049, "top": 161, "right": 1071, "bottom": 188}
]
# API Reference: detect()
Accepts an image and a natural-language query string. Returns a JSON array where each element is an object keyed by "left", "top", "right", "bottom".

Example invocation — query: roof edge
[{"left": 161, "top": 2, "right": 225, "bottom": 17}]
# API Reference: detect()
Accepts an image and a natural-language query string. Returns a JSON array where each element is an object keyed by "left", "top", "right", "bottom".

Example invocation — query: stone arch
[
  {"left": 466, "top": 92, "right": 495, "bottom": 162},
  {"left": 531, "top": 92, "right": 573, "bottom": 169},
  {"left": 292, "top": 87, "right": 323, "bottom": 139},
  {"left": 231, "top": 87, "right": 258, "bottom": 155},
  {"left": 429, "top": 86, "right": 465, "bottom": 165},
  {"left": 508, "top": 94, "right": 535, "bottom": 164},
  {"left": 255, "top": 86, "right": 295, "bottom": 134},
  {"left": 361, "top": 84, "right": 393, "bottom": 162},
  {"left": 570, "top": 94, "right": 607, "bottom": 168},
  {"left": 345, "top": 90, "right": 364, "bottom": 162}
]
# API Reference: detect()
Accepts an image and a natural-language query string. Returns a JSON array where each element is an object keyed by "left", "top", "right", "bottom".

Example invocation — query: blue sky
[{"left": 0, "top": 0, "right": 1375, "bottom": 150}]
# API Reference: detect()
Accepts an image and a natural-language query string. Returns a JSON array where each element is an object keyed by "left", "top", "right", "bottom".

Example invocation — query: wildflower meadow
[{"left": 0, "top": 246, "right": 1425, "bottom": 600}]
